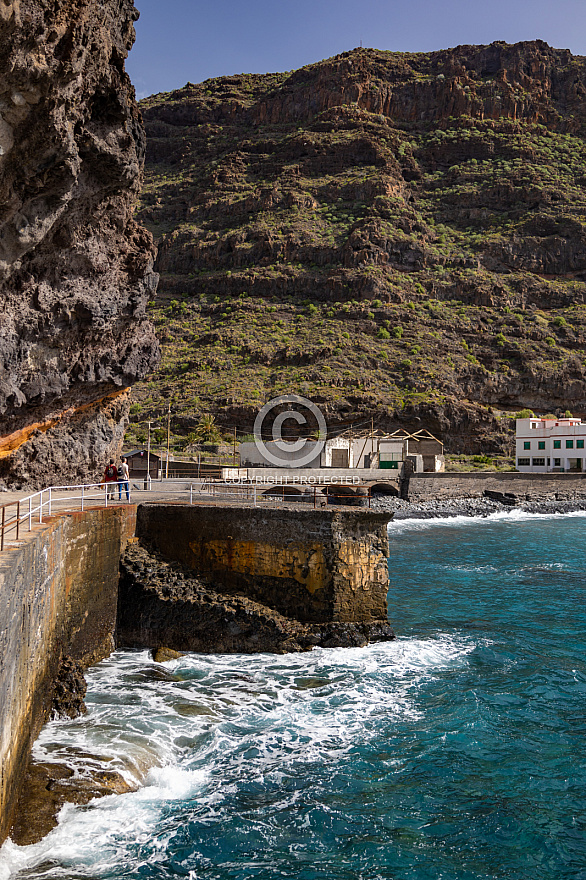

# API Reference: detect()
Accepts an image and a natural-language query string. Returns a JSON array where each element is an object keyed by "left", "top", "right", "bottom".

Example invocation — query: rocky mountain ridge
[{"left": 132, "top": 40, "right": 586, "bottom": 452}]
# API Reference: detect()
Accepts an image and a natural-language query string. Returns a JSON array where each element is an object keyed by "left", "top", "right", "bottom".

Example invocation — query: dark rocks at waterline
[
  {"left": 10, "top": 760, "right": 136, "bottom": 846},
  {"left": 371, "top": 495, "right": 506, "bottom": 518},
  {"left": 522, "top": 499, "right": 586, "bottom": 515},
  {"left": 118, "top": 544, "right": 395, "bottom": 655},
  {"left": 152, "top": 647, "right": 184, "bottom": 663},
  {"left": 313, "top": 621, "right": 396, "bottom": 649},
  {"left": 371, "top": 494, "right": 586, "bottom": 519},
  {"left": 51, "top": 656, "right": 88, "bottom": 720}
]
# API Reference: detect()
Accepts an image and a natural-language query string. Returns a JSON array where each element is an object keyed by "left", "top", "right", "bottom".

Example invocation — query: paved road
[
  {"left": 0, "top": 479, "right": 312, "bottom": 553},
  {"left": 0, "top": 480, "right": 204, "bottom": 552}
]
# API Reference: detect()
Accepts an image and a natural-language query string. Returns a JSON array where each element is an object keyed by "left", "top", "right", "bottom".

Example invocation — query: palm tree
[{"left": 193, "top": 414, "right": 221, "bottom": 444}]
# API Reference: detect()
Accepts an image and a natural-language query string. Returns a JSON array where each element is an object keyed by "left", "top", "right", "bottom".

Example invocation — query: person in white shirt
[{"left": 118, "top": 457, "right": 130, "bottom": 502}]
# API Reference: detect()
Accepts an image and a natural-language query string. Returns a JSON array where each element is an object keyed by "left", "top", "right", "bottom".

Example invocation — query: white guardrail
[
  {"left": 0, "top": 479, "right": 371, "bottom": 550},
  {"left": 0, "top": 481, "right": 136, "bottom": 550}
]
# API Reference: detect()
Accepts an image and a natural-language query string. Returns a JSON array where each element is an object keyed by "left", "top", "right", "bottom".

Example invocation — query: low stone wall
[
  {"left": 407, "top": 472, "right": 586, "bottom": 502},
  {"left": 136, "top": 504, "right": 391, "bottom": 624},
  {"left": 0, "top": 505, "right": 136, "bottom": 844},
  {"left": 241, "top": 467, "right": 402, "bottom": 482}
]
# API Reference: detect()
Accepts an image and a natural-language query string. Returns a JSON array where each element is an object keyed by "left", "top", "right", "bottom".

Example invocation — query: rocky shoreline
[
  {"left": 372, "top": 495, "right": 586, "bottom": 519},
  {"left": 118, "top": 543, "right": 395, "bottom": 655},
  {"left": 10, "top": 759, "right": 135, "bottom": 846}
]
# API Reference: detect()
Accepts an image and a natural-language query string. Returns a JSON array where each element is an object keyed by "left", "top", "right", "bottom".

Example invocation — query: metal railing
[
  {"left": 0, "top": 479, "right": 373, "bottom": 552},
  {"left": 201, "top": 481, "right": 373, "bottom": 508},
  {"left": 0, "top": 481, "right": 131, "bottom": 551}
]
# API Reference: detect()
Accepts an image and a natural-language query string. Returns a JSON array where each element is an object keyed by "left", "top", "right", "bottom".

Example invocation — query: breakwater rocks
[
  {"left": 373, "top": 495, "right": 586, "bottom": 519},
  {"left": 405, "top": 472, "right": 586, "bottom": 504},
  {"left": 119, "top": 543, "right": 395, "bottom": 654},
  {"left": 389, "top": 471, "right": 586, "bottom": 518}
]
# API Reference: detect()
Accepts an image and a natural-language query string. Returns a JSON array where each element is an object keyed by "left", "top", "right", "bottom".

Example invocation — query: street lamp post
[
  {"left": 146, "top": 421, "right": 151, "bottom": 489},
  {"left": 165, "top": 404, "right": 171, "bottom": 480}
]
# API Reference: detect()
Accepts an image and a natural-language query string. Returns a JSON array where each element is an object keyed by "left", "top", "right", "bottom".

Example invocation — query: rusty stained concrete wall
[
  {"left": 0, "top": 500, "right": 391, "bottom": 843},
  {"left": 136, "top": 504, "right": 391, "bottom": 624},
  {"left": 0, "top": 505, "right": 136, "bottom": 844},
  {"left": 406, "top": 472, "right": 586, "bottom": 502}
]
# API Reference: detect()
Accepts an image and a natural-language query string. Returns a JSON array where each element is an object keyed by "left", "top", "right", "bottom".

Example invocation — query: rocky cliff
[
  {"left": 0, "top": 0, "right": 159, "bottom": 488},
  {"left": 133, "top": 41, "right": 586, "bottom": 453},
  {"left": 119, "top": 543, "right": 395, "bottom": 655}
]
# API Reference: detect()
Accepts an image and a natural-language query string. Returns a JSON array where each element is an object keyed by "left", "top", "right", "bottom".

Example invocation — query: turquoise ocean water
[{"left": 1, "top": 510, "right": 585, "bottom": 879}]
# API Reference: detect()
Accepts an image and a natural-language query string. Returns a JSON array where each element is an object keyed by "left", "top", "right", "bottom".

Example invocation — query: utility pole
[
  {"left": 233, "top": 426, "right": 237, "bottom": 466},
  {"left": 146, "top": 421, "right": 151, "bottom": 489},
  {"left": 165, "top": 403, "right": 171, "bottom": 479}
]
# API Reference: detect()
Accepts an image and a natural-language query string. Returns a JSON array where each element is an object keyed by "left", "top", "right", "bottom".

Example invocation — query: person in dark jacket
[{"left": 104, "top": 459, "right": 118, "bottom": 499}]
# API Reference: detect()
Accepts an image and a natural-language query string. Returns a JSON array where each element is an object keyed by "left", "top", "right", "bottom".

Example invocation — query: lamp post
[
  {"left": 165, "top": 404, "right": 171, "bottom": 480},
  {"left": 146, "top": 421, "right": 151, "bottom": 489}
]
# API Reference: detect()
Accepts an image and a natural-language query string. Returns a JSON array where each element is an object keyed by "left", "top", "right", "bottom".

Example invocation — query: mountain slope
[{"left": 134, "top": 40, "right": 586, "bottom": 452}]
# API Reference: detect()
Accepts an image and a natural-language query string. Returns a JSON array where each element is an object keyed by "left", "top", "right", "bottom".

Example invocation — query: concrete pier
[
  {"left": 135, "top": 504, "right": 391, "bottom": 623},
  {"left": 0, "top": 500, "right": 392, "bottom": 843},
  {"left": 0, "top": 505, "right": 136, "bottom": 843}
]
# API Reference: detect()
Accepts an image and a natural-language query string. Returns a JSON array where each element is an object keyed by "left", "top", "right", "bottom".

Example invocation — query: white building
[
  {"left": 238, "top": 436, "right": 406, "bottom": 470},
  {"left": 239, "top": 429, "right": 445, "bottom": 472},
  {"left": 515, "top": 417, "right": 586, "bottom": 473}
]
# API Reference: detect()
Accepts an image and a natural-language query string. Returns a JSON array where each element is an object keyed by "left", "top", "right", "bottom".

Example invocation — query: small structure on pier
[
  {"left": 238, "top": 429, "right": 444, "bottom": 473},
  {"left": 124, "top": 449, "right": 161, "bottom": 479}
]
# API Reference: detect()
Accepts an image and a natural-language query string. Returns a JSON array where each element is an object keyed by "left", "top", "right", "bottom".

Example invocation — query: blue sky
[{"left": 127, "top": 0, "right": 586, "bottom": 99}]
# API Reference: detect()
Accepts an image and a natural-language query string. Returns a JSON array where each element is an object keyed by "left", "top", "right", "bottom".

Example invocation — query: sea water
[{"left": 1, "top": 510, "right": 585, "bottom": 880}]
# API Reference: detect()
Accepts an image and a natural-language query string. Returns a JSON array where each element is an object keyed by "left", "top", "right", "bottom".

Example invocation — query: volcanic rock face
[
  {"left": 118, "top": 543, "right": 395, "bottom": 655},
  {"left": 0, "top": 0, "right": 160, "bottom": 487},
  {"left": 134, "top": 41, "right": 586, "bottom": 453}
]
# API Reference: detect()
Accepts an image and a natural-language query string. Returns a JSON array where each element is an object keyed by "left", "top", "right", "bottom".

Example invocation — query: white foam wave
[
  {"left": 444, "top": 563, "right": 500, "bottom": 573},
  {"left": 0, "top": 637, "right": 475, "bottom": 878},
  {"left": 139, "top": 764, "right": 207, "bottom": 800},
  {"left": 389, "top": 508, "right": 586, "bottom": 533},
  {"left": 0, "top": 766, "right": 207, "bottom": 880}
]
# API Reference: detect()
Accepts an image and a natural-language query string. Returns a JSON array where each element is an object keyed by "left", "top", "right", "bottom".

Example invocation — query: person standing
[
  {"left": 118, "top": 457, "right": 130, "bottom": 502},
  {"left": 104, "top": 459, "right": 118, "bottom": 499}
]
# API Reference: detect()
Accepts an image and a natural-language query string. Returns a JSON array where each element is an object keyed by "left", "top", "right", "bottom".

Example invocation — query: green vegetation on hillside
[{"left": 132, "top": 42, "right": 586, "bottom": 452}]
